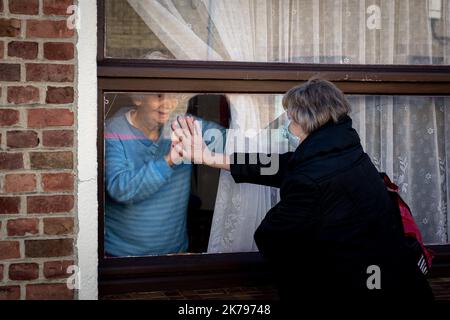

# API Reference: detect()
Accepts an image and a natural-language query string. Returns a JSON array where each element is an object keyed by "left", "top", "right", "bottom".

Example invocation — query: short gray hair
[{"left": 282, "top": 79, "right": 351, "bottom": 134}]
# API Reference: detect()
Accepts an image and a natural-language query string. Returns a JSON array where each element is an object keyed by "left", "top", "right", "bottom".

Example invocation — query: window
[
  {"left": 105, "top": 0, "right": 450, "bottom": 64},
  {"left": 98, "top": 0, "right": 450, "bottom": 294}
]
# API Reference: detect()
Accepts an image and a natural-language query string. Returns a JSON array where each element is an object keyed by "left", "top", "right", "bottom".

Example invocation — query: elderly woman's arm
[{"left": 105, "top": 137, "right": 175, "bottom": 204}]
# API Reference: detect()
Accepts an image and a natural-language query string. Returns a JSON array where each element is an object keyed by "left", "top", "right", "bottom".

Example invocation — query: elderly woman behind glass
[{"left": 104, "top": 94, "right": 225, "bottom": 257}]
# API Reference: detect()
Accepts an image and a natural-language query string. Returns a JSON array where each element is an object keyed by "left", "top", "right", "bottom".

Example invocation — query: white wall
[{"left": 76, "top": 0, "right": 98, "bottom": 300}]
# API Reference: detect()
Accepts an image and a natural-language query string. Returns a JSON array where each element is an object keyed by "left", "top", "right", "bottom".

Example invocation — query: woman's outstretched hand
[
  {"left": 171, "top": 116, "right": 211, "bottom": 164},
  {"left": 171, "top": 116, "right": 230, "bottom": 171}
]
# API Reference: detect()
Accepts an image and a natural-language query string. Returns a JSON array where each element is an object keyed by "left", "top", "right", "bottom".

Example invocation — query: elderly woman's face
[{"left": 133, "top": 94, "right": 178, "bottom": 125}]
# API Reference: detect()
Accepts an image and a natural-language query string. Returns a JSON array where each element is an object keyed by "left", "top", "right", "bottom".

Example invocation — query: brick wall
[{"left": 0, "top": 0, "right": 77, "bottom": 300}]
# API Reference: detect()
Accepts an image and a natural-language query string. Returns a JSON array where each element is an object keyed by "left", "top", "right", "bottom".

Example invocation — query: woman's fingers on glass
[
  {"left": 171, "top": 120, "right": 182, "bottom": 141},
  {"left": 193, "top": 119, "right": 202, "bottom": 137},
  {"left": 170, "top": 143, "right": 183, "bottom": 165},
  {"left": 173, "top": 142, "right": 183, "bottom": 156},
  {"left": 181, "top": 135, "right": 193, "bottom": 153},
  {"left": 170, "top": 119, "right": 179, "bottom": 131},
  {"left": 171, "top": 116, "right": 206, "bottom": 164},
  {"left": 165, "top": 141, "right": 182, "bottom": 166},
  {"left": 171, "top": 118, "right": 191, "bottom": 144},
  {"left": 170, "top": 129, "right": 181, "bottom": 144},
  {"left": 177, "top": 116, "right": 192, "bottom": 138},
  {"left": 186, "top": 117, "right": 201, "bottom": 138}
]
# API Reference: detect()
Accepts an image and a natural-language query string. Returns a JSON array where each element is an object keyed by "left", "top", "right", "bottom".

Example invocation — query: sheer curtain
[
  {"left": 351, "top": 97, "right": 450, "bottom": 244},
  {"left": 208, "top": 95, "right": 288, "bottom": 252},
  {"left": 126, "top": 0, "right": 450, "bottom": 247}
]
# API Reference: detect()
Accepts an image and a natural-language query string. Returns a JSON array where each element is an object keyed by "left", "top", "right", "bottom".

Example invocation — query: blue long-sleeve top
[{"left": 104, "top": 107, "right": 225, "bottom": 257}]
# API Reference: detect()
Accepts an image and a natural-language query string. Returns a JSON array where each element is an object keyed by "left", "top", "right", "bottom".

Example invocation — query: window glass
[
  {"left": 105, "top": 0, "right": 450, "bottom": 64},
  {"left": 350, "top": 96, "right": 450, "bottom": 245},
  {"left": 103, "top": 92, "right": 449, "bottom": 258},
  {"left": 103, "top": 92, "right": 288, "bottom": 258}
]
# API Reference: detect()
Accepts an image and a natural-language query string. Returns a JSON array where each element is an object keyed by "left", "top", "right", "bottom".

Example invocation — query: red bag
[{"left": 380, "top": 173, "right": 433, "bottom": 276}]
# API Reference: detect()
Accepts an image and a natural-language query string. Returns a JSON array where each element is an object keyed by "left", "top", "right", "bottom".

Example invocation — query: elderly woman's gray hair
[{"left": 282, "top": 79, "right": 351, "bottom": 134}]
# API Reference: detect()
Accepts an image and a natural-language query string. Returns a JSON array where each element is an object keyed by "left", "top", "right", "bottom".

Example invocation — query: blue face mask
[{"left": 282, "top": 120, "right": 301, "bottom": 149}]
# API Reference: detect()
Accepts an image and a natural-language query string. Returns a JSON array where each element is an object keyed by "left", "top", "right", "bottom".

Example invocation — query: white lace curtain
[{"left": 126, "top": 0, "right": 450, "bottom": 247}]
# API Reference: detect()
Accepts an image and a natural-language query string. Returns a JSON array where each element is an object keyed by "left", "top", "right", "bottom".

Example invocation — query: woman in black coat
[{"left": 172, "top": 79, "right": 434, "bottom": 303}]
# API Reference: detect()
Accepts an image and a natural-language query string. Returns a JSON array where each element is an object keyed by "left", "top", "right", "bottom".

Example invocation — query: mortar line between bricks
[
  {"left": 1, "top": 256, "right": 76, "bottom": 264},
  {"left": 2, "top": 58, "right": 76, "bottom": 64},
  {"left": 1, "top": 81, "right": 75, "bottom": 86},
  {"left": 38, "top": 0, "right": 43, "bottom": 16},
  {"left": 0, "top": 38, "right": 76, "bottom": 44},
  {"left": 3, "top": 147, "right": 75, "bottom": 151},
  {"left": 3, "top": 0, "right": 10, "bottom": 15},
  {"left": 6, "top": 15, "right": 74, "bottom": 21},
  {"left": 3, "top": 102, "right": 72, "bottom": 110},
  {"left": 7, "top": 237, "right": 75, "bottom": 242}
]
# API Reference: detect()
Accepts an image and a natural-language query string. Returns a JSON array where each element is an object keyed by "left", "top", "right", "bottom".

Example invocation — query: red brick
[
  {"left": 0, "top": 286, "right": 20, "bottom": 300},
  {"left": 7, "top": 130, "right": 39, "bottom": 148},
  {"left": 0, "top": 63, "right": 20, "bottom": 81},
  {"left": 42, "top": 173, "right": 74, "bottom": 191},
  {"left": 0, "top": 265, "right": 3, "bottom": 281},
  {"left": 25, "top": 238, "right": 73, "bottom": 257},
  {"left": 26, "top": 283, "right": 74, "bottom": 300},
  {"left": 26, "top": 20, "right": 74, "bottom": 38},
  {"left": 0, "top": 109, "right": 20, "bottom": 126},
  {"left": 46, "top": 86, "right": 74, "bottom": 104},
  {"left": 43, "top": 260, "right": 74, "bottom": 279},
  {"left": 7, "top": 218, "right": 39, "bottom": 236},
  {"left": 26, "top": 64, "right": 74, "bottom": 82},
  {"left": 8, "top": 41, "right": 38, "bottom": 59},
  {"left": 0, "top": 152, "right": 23, "bottom": 170},
  {"left": 9, "top": 263, "right": 39, "bottom": 280},
  {"left": 27, "top": 108, "right": 74, "bottom": 128},
  {"left": 30, "top": 151, "right": 73, "bottom": 169},
  {"left": 27, "top": 195, "right": 74, "bottom": 213},
  {"left": 0, "top": 18, "right": 21, "bottom": 37},
  {"left": 0, "top": 197, "right": 20, "bottom": 214},
  {"left": 0, "top": 41, "right": 4, "bottom": 58},
  {"left": 42, "top": 130, "right": 73, "bottom": 147},
  {"left": 44, "top": 217, "right": 74, "bottom": 235},
  {"left": 44, "top": 42, "right": 74, "bottom": 60},
  {"left": 43, "top": 0, "right": 73, "bottom": 15},
  {"left": 0, "top": 241, "right": 20, "bottom": 259},
  {"left": 7, "top": 86, "right": 40, "bottom": 104},
  {"left": 4, "top": 174, "right": 36, "bottom": 193},
  {"left": 9, "top": 0, "right": 39, "bottom": 15}
]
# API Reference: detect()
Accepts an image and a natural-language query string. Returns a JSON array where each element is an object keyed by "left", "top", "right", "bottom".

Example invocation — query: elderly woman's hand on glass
[{"left": 171, "top": 116, "right": 230, "bottom": 170}]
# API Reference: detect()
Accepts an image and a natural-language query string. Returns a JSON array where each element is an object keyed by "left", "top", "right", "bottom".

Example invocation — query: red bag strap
[{"left": 380, "top": 173, "right": 399, "bottom": 193}]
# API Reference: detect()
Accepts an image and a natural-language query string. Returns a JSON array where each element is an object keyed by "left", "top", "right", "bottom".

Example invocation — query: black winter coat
[{"left": 230, "top": 116, "right": 434, "bottom": 303}]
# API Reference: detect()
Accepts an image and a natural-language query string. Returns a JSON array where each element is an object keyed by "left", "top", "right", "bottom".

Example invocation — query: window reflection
[{"left": 106, "top": 0, "right": 450, "bottom": 64}]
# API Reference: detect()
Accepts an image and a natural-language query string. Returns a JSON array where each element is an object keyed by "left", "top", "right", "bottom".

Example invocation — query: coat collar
[{"left": 289, "top": 116, "right": 361, "bottom": 166}]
